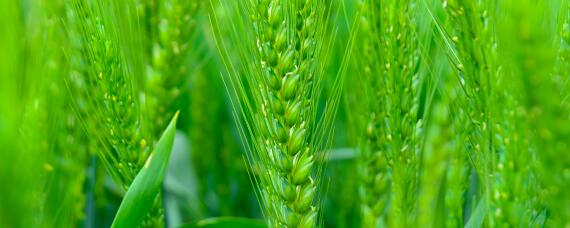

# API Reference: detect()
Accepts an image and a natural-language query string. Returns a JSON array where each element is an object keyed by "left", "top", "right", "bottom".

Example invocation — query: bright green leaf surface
[
  {"left": 112, "top": 111, "right": 180, "bottom": 228},
  {"left": 465, "top": 198, "right": 487, "bottom": 228}
]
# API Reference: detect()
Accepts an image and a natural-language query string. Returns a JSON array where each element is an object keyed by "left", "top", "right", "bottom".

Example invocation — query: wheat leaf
[
  {"left": 111, "top": 111, "right": 179, "bottom": 228},
  {"left": 465, "top": 197, "right": 487, "bottom": 228}
]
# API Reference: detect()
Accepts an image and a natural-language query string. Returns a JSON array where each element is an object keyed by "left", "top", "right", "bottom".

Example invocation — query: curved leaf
[
  {"left": 465, "top": 197, "right": 487, "bottom": 228},
  {"left": 111, "top": 111, "right": 180, "bottom": 228}
]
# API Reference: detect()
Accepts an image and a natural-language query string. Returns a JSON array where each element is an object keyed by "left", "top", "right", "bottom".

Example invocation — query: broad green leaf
[
  {"left": 178, "top": 217, "right": 266, "bottom": 228},
  {"left": 465, "top": 198, "right": 487, "bottom": 228},
  {"left": 111, "top": 111, "right": 180, "bottom": 228}
]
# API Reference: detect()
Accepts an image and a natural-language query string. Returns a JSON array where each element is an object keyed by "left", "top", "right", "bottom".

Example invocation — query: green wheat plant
[
  {"left": 2, "top": 0, "right": 570, "bottom": 227},
  {"left": 142, "top": 0, "right": 200, "bottom": 138},
  {"left": 41, "top": 1, "right": 91, "bottom": 226},
  {"left": 0, "top": 0, "right": 92, "bottom": 227},
  {"left": 66, "top": 0, "right": 175, "bottom": 226},
  {"left": 496, "top": 0, "right": 569, "bottom": 226},
  {"left": 68, "top": 0, "right": 149, "bottom": 188},
  {"left": 429, "top": 1, "right": 506, "bottom": 227},
  {"left": 432, "top": 0, "right": 561, "bottom": 226},
  {"left": 211, "top": 0, "right": 349, "bottom": 226},
  {"left": 436, "top": 1, "right": 498, "bottom": 210},
  {"left": 347, "top": 0, "right": 425, "bottom": 226},
  {"left": 0, "top": 0, "right": 46, "bottom": 226}
]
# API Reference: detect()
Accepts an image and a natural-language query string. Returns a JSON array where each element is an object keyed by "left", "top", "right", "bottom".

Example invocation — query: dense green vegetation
[{"left": 0, "top": 0, "right": 569, "bottom": 227}]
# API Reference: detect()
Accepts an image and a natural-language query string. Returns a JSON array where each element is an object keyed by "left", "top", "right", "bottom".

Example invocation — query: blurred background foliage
[{"left": 1, "top": 0, "right": 569, "bottom": 227}]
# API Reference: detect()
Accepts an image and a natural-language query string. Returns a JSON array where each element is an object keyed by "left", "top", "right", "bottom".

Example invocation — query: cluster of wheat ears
[{"left": 0, "top": 0, "right": 569, "bottom": 227}]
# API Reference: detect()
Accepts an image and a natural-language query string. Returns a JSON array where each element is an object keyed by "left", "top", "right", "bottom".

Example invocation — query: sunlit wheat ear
[{"left": 210, "top": 0, "right": 348, "bottom": 226}]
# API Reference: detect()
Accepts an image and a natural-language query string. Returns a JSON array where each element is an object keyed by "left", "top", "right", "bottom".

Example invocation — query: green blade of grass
[
  {"left": 465, "top": 197, "right": 487, "bottom": 228},
  {"left": 111, "top": 111, "right": 180, "bottom": 228}
]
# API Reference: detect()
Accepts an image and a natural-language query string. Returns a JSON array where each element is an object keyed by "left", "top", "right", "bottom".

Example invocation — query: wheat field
[{"left": 0, "top": 0, "right": 569, "bottom": 227}]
